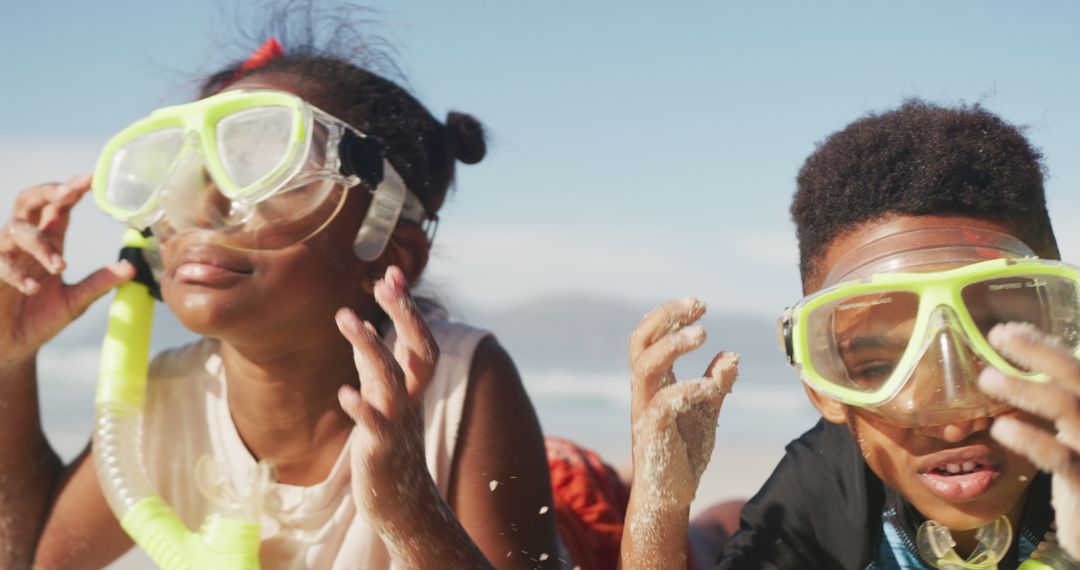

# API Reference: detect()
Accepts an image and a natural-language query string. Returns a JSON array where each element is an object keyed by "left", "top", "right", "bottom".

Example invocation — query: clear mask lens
[
  {"left": 806, "top": 290, "right": 919, "bottom": 394},
  {"left": 962, "top": 273, "right": 1080, "bottom": 370},
  {"left": 150, "top": 137, "right": 344, "bottom": 251},
  {"left": 106, "top": 127, "right": 185, "bottom": 220},
  {"left": 216, "top": 105, "right": 296, "bottom": 189}
]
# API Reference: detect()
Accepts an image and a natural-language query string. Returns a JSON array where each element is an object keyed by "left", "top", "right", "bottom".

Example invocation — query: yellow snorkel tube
[{"left": 93, "top": 229, "right": 266, "bottom": 569}]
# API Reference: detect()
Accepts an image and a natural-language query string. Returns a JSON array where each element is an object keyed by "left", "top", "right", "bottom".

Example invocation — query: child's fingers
[
  {"left": 12, "top": 183, "right": 64, "bottom": 223},
  {"left": 705, "top": 351, "right": 740, "bottom": 396},
  {"left": 338, "top": 384, "right": 381, "bottom": 429},
  {"left": 631, "top": 325, "right": 706, "bottom": 418},
  {"left": 0, "top": 251, "right": 41, "bottom": 294},
  {"left": 991, "top": 415, "right": 1080, "bottom": 477},
  {"left": 979, "top": 367, "right": 1080, "bottom": 437},
  {"left": 39, "top": 174, "right": 92, "bottom": 237},
  {"left": 64, "top": 261, "right": 136, "bottom": 315},
  {"left": 668, "top": 376, "right": 725, "bottom": 410},
  {"left": 336, "top": 307, "right": 407, "bottom": 417},
  {"left": 988, "top": 323, "right": 1080, "bottom": 397},
  {"left": 7, "top": 220, "right": 65, "bottom": 275},
  {"left": 373, "top": 266, "right": 439, "bottom": 402},
  {"left": 633, "top": 325, "right": 706, "bottom": 381},
  {"left": 629, "top": 296, "right": 706, "bottom": 361},
  {"left": 661, "top": 376, "right": 728, "bottom": 475}
]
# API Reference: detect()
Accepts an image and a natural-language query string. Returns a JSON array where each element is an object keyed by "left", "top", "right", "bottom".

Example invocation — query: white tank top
[{"left": 140, "top": 319, "right": 490, "bottom": 569}]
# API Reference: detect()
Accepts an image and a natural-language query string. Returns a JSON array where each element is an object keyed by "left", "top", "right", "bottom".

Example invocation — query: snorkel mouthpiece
[
  {"left": 916, "top": 517, "right": 1077, "bottom": 570},
  {"left": 93, "top": 229, "right": 266, "bottom": 569},
  {"left": 917, "top": 516, "right": 1011, "bottom": 570}
]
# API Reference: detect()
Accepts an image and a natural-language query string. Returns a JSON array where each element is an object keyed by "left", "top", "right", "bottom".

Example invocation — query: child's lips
[
  {"left": 172, "top": 246, "right": 253, "bottom": 285},
  {"left": 916, "top": 447, "right": 1002, "bottom": 502},
  {"left": 175, "top": 262, "right": 250, "bottom": 284}
]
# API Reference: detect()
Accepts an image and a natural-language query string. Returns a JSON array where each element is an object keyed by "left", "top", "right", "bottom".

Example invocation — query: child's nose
[
  {"left": 918, "top": 415, "right": 992, "bottom": 443},
  {"left": 191, "top": 181, "right": 233, "bottom": 227}
]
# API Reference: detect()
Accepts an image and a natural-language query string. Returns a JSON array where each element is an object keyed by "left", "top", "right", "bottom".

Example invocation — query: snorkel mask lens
[
  {"left": 782, "top": 227, "right": 1080, "bottom": 426},
  {"left": 102, "top": 128, "right": 185, "bottom": 224},
  {"left": 92, "top": 89, "right": 393, "bottom": 252},
  {"left": 216, "top": 105, "right": 298, "bottom": 188}
]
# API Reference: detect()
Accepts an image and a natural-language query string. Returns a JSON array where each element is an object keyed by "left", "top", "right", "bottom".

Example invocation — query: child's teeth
[
  {"left": 962, "top": 461, "right": 976, "bottom": 473},
  {"left": 946, "top": 463, "right": 961, "bottom": 474}
]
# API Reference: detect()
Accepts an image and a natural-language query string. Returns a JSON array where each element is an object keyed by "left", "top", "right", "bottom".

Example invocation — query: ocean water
[
  {"left": 524, "top": 368, "right": 818, "bottom": 464},
  {"left": 41, "top": 356, "right": 818, "bottom": 474}
]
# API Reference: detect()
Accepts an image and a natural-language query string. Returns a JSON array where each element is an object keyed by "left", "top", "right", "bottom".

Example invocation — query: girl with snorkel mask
[{"left": 0, "top": 14, "right": 559, "bottom": 570}]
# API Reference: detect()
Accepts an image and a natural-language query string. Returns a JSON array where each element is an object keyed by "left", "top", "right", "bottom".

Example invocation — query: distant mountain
[
  {"left": 47, "top": 292, "right": 799, "bottom": 390},
  {"left": 458, "top": 294, "right": 797, "bottom": 386},
  {"left": 38, "top": 291, "right": 817, "bottom": 463}
]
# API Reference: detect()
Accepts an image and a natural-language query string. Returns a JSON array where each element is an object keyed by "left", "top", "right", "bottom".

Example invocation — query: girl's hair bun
[{"left": 445, "top": 111, "right": 486, "bottom": 165}]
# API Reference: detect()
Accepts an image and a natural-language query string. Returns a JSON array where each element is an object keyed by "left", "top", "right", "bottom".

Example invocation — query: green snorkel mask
[
  {"left": 92, "top": 88, "right": 428, "bottom": 259},
  {"left": 91, "top": 89, "right": 422, "bottom": 569},
  {"left": 779, "top": 227, "right": 1080, "bottom": 427}
]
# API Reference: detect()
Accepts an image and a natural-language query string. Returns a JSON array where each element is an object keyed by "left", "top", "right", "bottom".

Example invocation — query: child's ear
[
  {"left": 803, "top": 384, "right": 849, "bottom": 424},
  {"left": 369, "top": 224, "right": 430, "bottom": 285}
]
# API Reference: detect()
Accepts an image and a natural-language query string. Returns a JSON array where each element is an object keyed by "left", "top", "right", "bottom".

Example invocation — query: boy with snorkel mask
[{"left": 621, "top": 100, "right": 1080, "bottom": 569}]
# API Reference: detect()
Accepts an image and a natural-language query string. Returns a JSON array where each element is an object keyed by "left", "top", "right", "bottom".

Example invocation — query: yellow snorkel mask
[
  {"left": 91, "top": 89, "right": 423, "bottom": 569},
  {"left": 779, "top": 227, "right": 1080, "bottom": 428},
  {"left": 92, "top": 88, "right": 427, "bottom": 259}
]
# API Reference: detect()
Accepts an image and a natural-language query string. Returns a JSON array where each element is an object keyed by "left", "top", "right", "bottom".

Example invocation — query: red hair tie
[{"left": 233, "top": 38, "right": 285, "bottom": 80}]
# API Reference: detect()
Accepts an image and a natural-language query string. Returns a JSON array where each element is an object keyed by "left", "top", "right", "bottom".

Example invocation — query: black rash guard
[{"left": 713, "top": 420, "right": 1053, "bottom": 569}]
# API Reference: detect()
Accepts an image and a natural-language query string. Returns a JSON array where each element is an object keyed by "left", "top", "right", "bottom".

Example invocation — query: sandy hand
[
  {"left": 0, "top": 175, "right": 134, "bottom": 367},
  {"left": 977, "top": 322, "right": 1080, "bottom": 562},
  {"left": 338, "top": 265, "right": 493, "bottom": 569},
  {"left": 628, "top": 297, "right": 740, "bottom": 508},
  {"left": 336, "top": 265, "right": 440, "bottom": 523}
]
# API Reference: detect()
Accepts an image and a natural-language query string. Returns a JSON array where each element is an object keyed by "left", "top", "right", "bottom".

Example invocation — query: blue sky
[{"left": 3, "top": 1, "right": 1079, "bottom": 314}]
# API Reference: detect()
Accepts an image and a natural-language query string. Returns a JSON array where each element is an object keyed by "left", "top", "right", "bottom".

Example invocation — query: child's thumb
[
  {"left": 66, "top": 260, "right": 137, "bottom": 317},
  {"left": 705, "top": 351, "right": 740, "bottom": 395}
]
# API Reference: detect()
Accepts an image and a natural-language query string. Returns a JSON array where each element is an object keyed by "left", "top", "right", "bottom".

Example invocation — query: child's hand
[
  {"left": 978, "top": 322, "right": 1080, "bottom": 561},
  {"left": 0, "top": 175, "right": 134, "bottom": 367},
  {"left": 622, "top": 297, "right": 739, "bottom": 570},
  {"left": 628, "top": 296, "right": 739, "bottom": 508},
  {"left": 336, "top": 265, "right": 486, "bottom": 568},
  {"left": 335, "top": 266, "right": 440, "bottom": 527}
]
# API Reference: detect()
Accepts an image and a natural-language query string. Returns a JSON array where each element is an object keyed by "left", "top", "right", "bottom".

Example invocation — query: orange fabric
[
  {"left": 547, "top": 436, "right": 699, "bottom": 570},
  {"left": 546, "top": 436, "right": 629, "bottom": 570}
]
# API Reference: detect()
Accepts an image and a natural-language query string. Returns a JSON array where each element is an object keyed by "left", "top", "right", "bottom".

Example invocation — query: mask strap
[{"left": 353, "top": 161, "right": 407, "bottom": 261}]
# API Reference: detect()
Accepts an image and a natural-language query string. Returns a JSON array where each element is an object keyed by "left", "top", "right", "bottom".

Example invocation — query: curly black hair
[
  {"left": 197, "top": 1, "right": 486, "bottom": 216},
  {"left": 791, "top": 99, "right": 1058, "bottom": 285}
]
